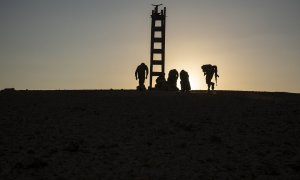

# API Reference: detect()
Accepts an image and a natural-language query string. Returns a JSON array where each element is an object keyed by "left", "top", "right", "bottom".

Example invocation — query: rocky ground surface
[{"left": 0, "top": 90, "right": 300, "bottom": 179}]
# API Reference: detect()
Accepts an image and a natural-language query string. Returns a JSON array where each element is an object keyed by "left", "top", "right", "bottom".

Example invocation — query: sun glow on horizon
[
  {"left": 1, "top": 1, "right": 300, "bottom": 93},
  {"left": 188, "top": 75, "right": 201, "bottom": 90}
]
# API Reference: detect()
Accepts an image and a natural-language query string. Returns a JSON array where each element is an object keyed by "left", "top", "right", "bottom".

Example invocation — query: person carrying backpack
[{"left": 201, "top": 64, "right": 219, "bottom": 92}]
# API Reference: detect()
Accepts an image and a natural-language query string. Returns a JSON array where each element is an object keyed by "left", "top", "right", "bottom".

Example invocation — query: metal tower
[{"left": 149, "top": 4, "right": 166, "bottom": 89}]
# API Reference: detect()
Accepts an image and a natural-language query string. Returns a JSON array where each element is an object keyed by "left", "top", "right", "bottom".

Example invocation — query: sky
[{"left": 0, "top": 0, "right": 300, "bottom": 92}]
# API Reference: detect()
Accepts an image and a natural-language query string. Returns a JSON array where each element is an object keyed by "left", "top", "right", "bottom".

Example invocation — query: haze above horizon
[{"left": 1, "top": 0, "right": 300, "bottom": 93}]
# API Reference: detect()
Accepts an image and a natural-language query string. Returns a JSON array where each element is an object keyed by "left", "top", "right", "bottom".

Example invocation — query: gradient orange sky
[{"left": 1, "top": 0, "right": 300, "bottom": 92}]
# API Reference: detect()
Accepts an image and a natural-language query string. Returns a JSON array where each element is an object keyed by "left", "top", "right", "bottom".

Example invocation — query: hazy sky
[{"left": 1, "top": 0, "right": 300, "bottom": 92}]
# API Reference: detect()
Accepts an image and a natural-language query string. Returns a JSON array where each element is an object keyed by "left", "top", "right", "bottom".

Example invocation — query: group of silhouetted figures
[{"left": 135, "top": 63, "right": 219, "bottom": 92}]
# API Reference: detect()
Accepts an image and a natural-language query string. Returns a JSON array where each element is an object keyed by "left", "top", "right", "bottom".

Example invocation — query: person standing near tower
[{"left": 135, "top": 63, "right": 149, "bottom": 91}]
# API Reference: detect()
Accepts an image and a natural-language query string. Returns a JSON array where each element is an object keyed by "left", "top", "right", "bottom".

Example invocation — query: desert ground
[{"left": 0, "top": 90, "right": 299, "bottom": 179}]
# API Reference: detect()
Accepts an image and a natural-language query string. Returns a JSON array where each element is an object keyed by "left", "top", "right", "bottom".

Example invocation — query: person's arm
[
  {"left": 215, "top": 70, "right": 219, "bottom": 78},
  {"left": 135, "top": 68, "right": 138, "bottom": 80},
  {"left": 145, "top": 66, "right": 149, "bottom": 79}
]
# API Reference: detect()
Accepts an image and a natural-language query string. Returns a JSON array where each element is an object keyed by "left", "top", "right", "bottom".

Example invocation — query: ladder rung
[
  {"left": 153, "top": 38, "right": 163, "bottom": 42},
  {"left": 151, "top": 72, "right": 163, "bottom": 76},
  {"left": 152, "top": 49, "right": 163, "bottom": 53},
  {"left": 154, "top": 27, "right": 163, "bottom": 31},
  {"left": 151, "top": 15, "right": 164, "bottom": 20},
  {"left": 152, "top": 60, "right": 163, "bottom": 65}
]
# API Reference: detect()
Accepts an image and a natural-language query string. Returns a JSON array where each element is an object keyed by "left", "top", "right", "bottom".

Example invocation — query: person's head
[{"left": 141, "top": 63, "right": 145, "bottom": 66}]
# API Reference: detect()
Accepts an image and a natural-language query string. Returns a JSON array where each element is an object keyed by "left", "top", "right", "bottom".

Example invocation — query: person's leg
[
  {"left": 207, "top": 82, "right": 211, "bottom": 91},
  {"left": 141, "top": 78, "right": 147, "bottom": 91},
  {"left": 206, "top": 75, "right": 213, "bottom": 91},
  {"left": 139, "top": 78, "right": 145, "bottom": 87},
  {"left": 206, "top": 76, "right": 211, "bottom": 91}
]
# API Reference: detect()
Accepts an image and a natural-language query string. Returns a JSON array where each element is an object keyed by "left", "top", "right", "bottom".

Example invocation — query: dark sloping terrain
[{"left": 0, "top": 90, "right": 299, "bottom": 179}]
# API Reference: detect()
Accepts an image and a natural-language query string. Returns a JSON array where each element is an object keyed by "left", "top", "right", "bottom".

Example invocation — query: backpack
[
  {"left": 201, "top": 64, "right": 212, "bottom": 73},
  {"left": 202, "top": 64, "right": 219, "bottom": 85}
]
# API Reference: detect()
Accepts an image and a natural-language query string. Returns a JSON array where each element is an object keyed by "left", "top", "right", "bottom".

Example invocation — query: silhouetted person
[
  {"left": 155, "top": 73, "right": 168, "bottom": 90},
  {"left": 152, "top": 4, "right": 162, "bottom": 15},
  {"left": 167, "top": 69, "right": 179, "bottom": 91},
  {"left": 135, "top": 63, "right": 149, "bottom": 91},
  {"left": 180, "top": 70, "right": 191, "bottom": 92},
  {"left": 201, "top": 64, "right": 219, "bottom": 92}
]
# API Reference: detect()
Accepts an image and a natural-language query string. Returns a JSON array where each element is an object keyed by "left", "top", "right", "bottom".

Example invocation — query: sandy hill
[{"left": 0, "top": 90, "right": 299, "bottom": 179}]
